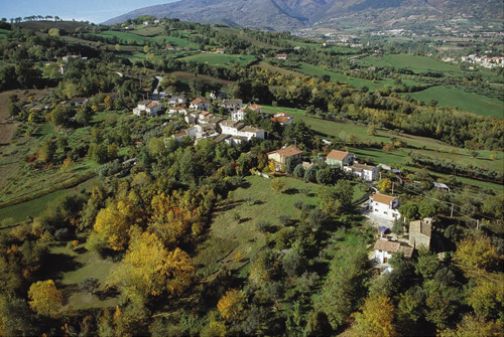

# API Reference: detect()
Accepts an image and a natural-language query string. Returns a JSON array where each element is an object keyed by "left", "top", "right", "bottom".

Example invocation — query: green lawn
[
  {"left": 179, "top": 53, "right": 257, "bottom": 68},
  {"left": 408, "top": 86, "right": 504, "bottom": 118},
  {"left": 194, "top": 175, "right": 367, "bottom": 279},
  {"left": 48, "top": 242, "right": 118, "bottom": 312}
]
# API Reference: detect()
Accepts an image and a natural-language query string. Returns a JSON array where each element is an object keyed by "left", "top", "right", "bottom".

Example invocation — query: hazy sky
[{"left": 0, "top": 0, "right": 175, "bottom": 23}]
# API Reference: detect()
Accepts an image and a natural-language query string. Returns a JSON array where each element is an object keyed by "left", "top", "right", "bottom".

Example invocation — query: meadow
[
  {"left": 46, "top": 241, "right": 118, "bottom": 312},
  {"left": 179, "top": 53, "right": 257, "bottom": 68},
  {"left": 408, "top": 86, "right": 504, "bottom": 118},
  {"left": 194, "top": 175, "right": 367, "bottom": 279}
]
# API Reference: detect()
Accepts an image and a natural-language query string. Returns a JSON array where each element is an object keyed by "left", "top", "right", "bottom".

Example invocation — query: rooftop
[
  {"left": 371, "top": 193, "right": 397, "bottom": 205},
  {"left": 327, "top": 150, "right": 351, "bottom": 161},
  {"left": 268, "top": 145, "right": 303, "bottom": 158},
  {"left": 374, "top": 239, "right": 413, "bottom": 258}
]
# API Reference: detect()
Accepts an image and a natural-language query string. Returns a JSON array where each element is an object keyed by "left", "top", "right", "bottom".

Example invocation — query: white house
[
  {"left": 184, "top": 112, "right": 198, "bottom": 124},
  {"left": 369, "top": 193, "right": 401, "bottom": 222},
  {"left": 239, "top": 126, "right": 265, "bottom": 140},
  {"left": 221, "top": 99, "right": 243, "bottom": 112},
  {"left": 168, "top": 107, "right": 187, "bottom": 115},
  {"left": 219, "top": 120, "right": 265, "bottom": 141},
  {"left": 133, "top": 100, "right": 162, "bottom": 116},
  {"left": 373, "top": 239, "right": 414, "bottom": 273},
  {"left": 276, "top": 53, "right": 288, "bottom": 60},
  {"left": 189, "top": 97, "right": 209, "bottom": 110},
  {"left": 344, "top": 163, "right": 379, "bottom": 181},
  {"left": 168, "top": 96, "right": 187, "bottom": 106},
  {"left": 232, "top": 108, "right": 247, "bottom": 122},
  {"left": 198, "top": 111, "right": 213, "bottom": 124},
  {"left": 173, "top": 125, "right": 204, "bottom": 142}
]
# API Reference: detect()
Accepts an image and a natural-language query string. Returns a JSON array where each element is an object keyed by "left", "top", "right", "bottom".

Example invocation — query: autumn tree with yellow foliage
[
  {"left": 217, "top": 289, "right": 245, "bottom": 321},
  {"left": 349, "top": 294, "right": 397, "bottom": 337},
  {"left": 91, "top": 198, "right": 136, "bottom": 251},
  {"left": 28, "top": 279, "right": 63, "bottom": 318},
  {"left": 107, "top": 228, "right": 194, "bottom": 302}
]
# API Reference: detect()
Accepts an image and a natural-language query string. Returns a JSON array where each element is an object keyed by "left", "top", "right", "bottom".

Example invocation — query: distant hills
[{"left": 105, "top": 0, "right": 503, "bottom": 33}]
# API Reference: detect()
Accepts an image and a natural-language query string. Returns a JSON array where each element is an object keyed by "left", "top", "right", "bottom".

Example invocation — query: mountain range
[{"left": 105, "top": 0, "right": 504, "bottom": 33}]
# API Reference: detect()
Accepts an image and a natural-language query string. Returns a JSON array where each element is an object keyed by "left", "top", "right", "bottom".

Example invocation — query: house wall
[
  {"left": 374, "top": 249, "right": 393, "bottom": 265},
  {"left": 370, "top": 200, "right": 401, "bottom": 221},
  {"left": 409, "top": 233, "right": 430, "bottom": 250},
  {"left": 326, "top": 158, "right": 343, "bottom": 167}
]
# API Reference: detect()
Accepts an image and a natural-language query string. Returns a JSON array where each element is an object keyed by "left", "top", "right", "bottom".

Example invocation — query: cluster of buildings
[
  {"left": 372, "top": 217, "right": 434, "bottom": 273},
  {"left": 461, "top": 54, "right": 504, "bottom": 69},
  {"left": 132, "top": 94, "right": 272, "bottom": 145}
]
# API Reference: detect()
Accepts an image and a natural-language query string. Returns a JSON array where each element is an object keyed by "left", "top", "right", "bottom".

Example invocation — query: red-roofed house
[
  {"left": 267, "top": 145, "right": 303, "bottom": 172},
  {"left": 325, "top": 150, "right": 354, "bottom": 167}
]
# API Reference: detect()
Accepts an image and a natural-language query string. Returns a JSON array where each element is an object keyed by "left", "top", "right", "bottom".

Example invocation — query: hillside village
[
  {"left": 127, "top": 87, "right": 467, "bottom": 276},
  {"left": 0, "top": 15, "right": 502, "bottom": 337}
]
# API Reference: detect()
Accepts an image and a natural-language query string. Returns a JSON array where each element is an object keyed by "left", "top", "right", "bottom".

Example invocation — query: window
[
  {"left": 384, "top": 211, "right": 388, "bottom": 215},
  {"left": 374, "top": 208, "right": 378, "bottom": 212}
]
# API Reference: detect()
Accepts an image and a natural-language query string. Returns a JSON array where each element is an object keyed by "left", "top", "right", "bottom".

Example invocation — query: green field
[
  {"left": 262, "top": 105, "right": 504, "bottom": 191},
  {"left": 409, "top": 86, "right": 504, "bottom": 118},
  {"left": 359, "top": 53, "right": 462, "bottom": 74},
  {"left": 291, "top": 63, "right": 422, "bottom": 90},
  {"left": 179, "top": 53, "right": 257, "bottom": 68},
  {"left": 48, "top": 242, "right": 118, "bottom": 312},
  {"left": 194, "top": 175, "right": 367, "bottom": 279}
]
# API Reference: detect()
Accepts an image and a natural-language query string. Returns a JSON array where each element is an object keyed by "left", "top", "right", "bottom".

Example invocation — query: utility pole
[
  {"left": 450, "top": 203, "right": 454, "bottom": 218},
  {"left": 476, "top": 219, "right": 480, "bottom": 230},
  {"left": 391, "top": 181, "right": 395, "bottom": 195}
]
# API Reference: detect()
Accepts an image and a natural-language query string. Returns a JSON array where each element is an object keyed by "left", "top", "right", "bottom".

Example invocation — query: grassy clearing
[
  {"left": 408, "top": 86, "right": 504, "bottom": 118},
  {"left": 179, "top": 53, "right": 257, "bottom": 68},
  {"left": 194, "top": 175, "right": 367, "bottom": 278},
  {"left": 48, "top": 242, "right": 118, "bottom": 312}
]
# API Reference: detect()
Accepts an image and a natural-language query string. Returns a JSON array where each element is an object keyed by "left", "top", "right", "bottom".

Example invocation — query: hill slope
[{"left": 105, "top": 0, "right": 503, "bottom": 32}]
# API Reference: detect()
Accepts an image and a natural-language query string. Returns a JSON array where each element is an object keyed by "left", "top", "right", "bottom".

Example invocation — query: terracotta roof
[
  {"left": 246, "top": 103, "right": 262, "bottom": 111},
  {"left": 374, "top": 239, "right": 400, "bottom": 252},
  {"left": 271, "top": 115, "right": 292, "bottom": 124},
  {"left": 371, "top": 193, "right": 397, "bottom": 205},
  {"left": 268, "top": 145, "right": 303, "bottom": 158},
  {"left": 374, "top": 239, "right": 413, "bottom": 258},
  {"left": 146, "top": 101, "right": 160, "bottom": 109},
  {"left": 191, "top": 97, "right": 208, "bottom": 105},
  {"left": 327, "top": 150, "right": 351, "bottom": 161},
  {"left": 199, "top": 110, "right": 212, "bottom": 117}
]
